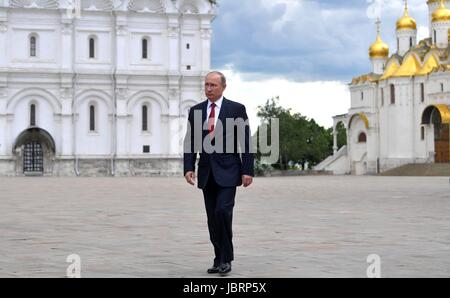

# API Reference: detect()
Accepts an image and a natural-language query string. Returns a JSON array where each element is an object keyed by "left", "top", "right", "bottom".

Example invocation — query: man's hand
[
  {"left": 185, "top": 171, "right": 196, "bottom": 186},
  {"left": 242, "top": 175, "right": 253, "bottom": 188}
]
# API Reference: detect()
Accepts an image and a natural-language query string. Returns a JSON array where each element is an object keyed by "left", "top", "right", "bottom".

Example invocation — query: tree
[
  {"left": 304, "top": 119, "right": 333, "bottom": 167},
  {"left": 336, "top": 122, "right": 347, "bottom": 150},
  {"left": 256, "top": 96, "right": 333, "bottom": 170}
]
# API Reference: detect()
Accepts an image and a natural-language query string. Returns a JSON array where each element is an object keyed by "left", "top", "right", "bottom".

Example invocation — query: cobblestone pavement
[{"left": 0, "top": 176, "right": 449, "bottom": 278}]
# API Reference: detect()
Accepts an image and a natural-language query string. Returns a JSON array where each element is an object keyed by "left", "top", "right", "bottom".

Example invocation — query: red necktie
[{"left": 208, "top": 103, "right": 216, "bottom": 136}]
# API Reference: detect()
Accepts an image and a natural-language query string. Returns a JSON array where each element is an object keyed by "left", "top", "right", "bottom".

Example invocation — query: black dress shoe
[
  {"left": 207, "top": 265, "right": 220, "bottom": 274},
  {"left": 219, "top": 263, "right": 232, "bottom": 276}
]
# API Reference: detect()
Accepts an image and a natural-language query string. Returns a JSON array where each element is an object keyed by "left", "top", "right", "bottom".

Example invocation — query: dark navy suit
[{"left": 183, "top": 98, "right": 254, "bottom": 265}]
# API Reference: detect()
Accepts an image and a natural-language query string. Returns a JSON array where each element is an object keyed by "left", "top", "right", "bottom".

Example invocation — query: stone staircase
[{"left": 380, "top": 163, "right": 450, "bottom": 176}]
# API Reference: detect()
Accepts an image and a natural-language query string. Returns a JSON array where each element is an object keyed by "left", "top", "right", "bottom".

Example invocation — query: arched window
[
  {"left": 381, "top": 88, "right": 384, "bottom": 106},
  {"left": 390, "top": 84, "right": 395, "bottom": 104},
  {"left": 361, "top": 91, "right": 364, "bottom": 101},
  {"left": 142, "top": 38, "right": 148, "bottom": 59},
  {"left": 30, "top": 104, "right": 36, "bottom": 126},
  {"left": 421, "top": 126, "right": 425, "bottom": 141},
  {"left": 409, "top": 37, "right": 413, "bottom": 48},
  {"left": 142, "top": 105, "right": 149, "bottom": 132},
  {"left": 89, "top": 105, "right": 96, "bottom": 131},
  {"left": 421, "top": 83, "right": 425, "bottom": 102},
  {"left": 30, "top": 35, "right": 37, "bottom": 57},
  {"left": 434, "top": 30, "right": 437, "bottom": 44},
  {"left": 358, "top": 132, "right": 367, "bottom": 143},
  {"left": 89, "top": 37, "right": 96, "bottom": 59}
]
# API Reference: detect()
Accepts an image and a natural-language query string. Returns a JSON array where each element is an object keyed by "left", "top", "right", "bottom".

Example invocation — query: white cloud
[
  {"left": 417, "top": 25, "right": 429, "bottom": 42},
  {"left": 219, "top": 68, "right": 351, "bottom": 132},
  {"left": 267, "top": 0, "right": 302, "bottom": 32}
]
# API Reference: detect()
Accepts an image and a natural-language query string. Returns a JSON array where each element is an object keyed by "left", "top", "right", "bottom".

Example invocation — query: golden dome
[
  {"left": 396, "top": 7, "right": 416, "bottom": 30},
  {"left": 432, "top": 0, "right": 450, "bottom": 23},
  {"left": 369, "top": 35, "right": 389, "bottom": 59}
]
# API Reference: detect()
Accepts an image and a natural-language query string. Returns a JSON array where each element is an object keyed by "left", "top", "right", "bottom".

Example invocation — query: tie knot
[{"left": 211, "top": 103, "right": 216, "bottom": 109}]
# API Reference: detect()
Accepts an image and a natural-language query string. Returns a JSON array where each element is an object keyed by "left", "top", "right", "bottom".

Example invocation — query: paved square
[{"left": 0, "top": 176, "right": 449, "bottom": 278}]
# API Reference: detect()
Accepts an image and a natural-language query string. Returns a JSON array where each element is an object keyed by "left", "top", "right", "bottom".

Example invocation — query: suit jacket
[{"left": 183, "top": 98, "right": 255, "bottom": 189}]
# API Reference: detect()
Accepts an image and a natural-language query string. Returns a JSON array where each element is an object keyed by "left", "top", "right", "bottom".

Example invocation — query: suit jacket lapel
[
  {"left": 217, "top": 97, "right": 228, "bottom": 130},
  {"left": 201, "top": 100, "right": 209, "bottom": 139},
  {"left": 201, "top": 99, "right": 208, "bottom": 124}
]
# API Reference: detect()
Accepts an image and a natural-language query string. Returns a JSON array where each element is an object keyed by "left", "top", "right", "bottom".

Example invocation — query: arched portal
[
  {"left": 335, "top": 121, "right": 347, "bottom": 150},
  {"left": 422, "top": 105, "right": 450, "bottom": 163},
  {"left": 13, "top": 127, "right": 56, "bottom": 175}
]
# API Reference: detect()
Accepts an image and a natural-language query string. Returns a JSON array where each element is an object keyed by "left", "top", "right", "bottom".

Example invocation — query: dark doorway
[
  {"left": 23, "top": 141, "right": 43, "bottom": 173},
  {"left": 13, "top": 127, "right": 56, "bottom": 176},
  {"left": 422, "top": 105, "right": 450, "bottom": 164},
  {"left": 435, "top": 124, "right": 449, "bottom": 163}
]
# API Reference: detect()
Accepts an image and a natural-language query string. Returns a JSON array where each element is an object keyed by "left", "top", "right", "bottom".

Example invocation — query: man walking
[{"left": 183, "top": 71, "right": 254, "bottom": 276}]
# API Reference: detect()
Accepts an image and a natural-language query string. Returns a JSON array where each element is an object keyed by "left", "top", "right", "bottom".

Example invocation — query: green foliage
[
  {"left": 336, "top": 122, "right": 347, "bottom": 150},
  {"left": 255, "top": 96, "right": 333, "bottom": 170}
]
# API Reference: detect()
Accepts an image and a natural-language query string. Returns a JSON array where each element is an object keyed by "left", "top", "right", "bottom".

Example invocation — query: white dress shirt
[{"left": 207, "top": 96, "right": 223, "bottom": 128}]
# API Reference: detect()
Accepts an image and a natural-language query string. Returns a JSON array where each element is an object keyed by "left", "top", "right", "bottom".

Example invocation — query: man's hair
[{"left": 207, "top": 71, "right": 227, "bottom": 87}]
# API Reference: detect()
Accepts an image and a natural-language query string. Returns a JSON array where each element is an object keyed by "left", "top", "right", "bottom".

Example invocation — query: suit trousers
[{"left": 202, "top": 170, "right": 237, "bottom": 265}]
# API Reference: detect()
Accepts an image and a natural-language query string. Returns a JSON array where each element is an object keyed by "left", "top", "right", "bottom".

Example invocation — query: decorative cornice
[
  {"left": 0, "top": 87, "right": 7, "bottom": 98},
  {"left": 61, "top": 22, "right": 73, "bottom": 35},
  {"left": 0, "top": 21, "right": 7, "bottom": 33},
  {"left": 167, "top": 25, "right": 180, "bottom": 39},
  {"left": 128, "top": 0, "right": 165, "bottom": 13},
  {"left": 168, "top": 88, "right": 180, "bottom": 98},
  {"left": 60, "top": 87, "right": 72, "bottom": 99},
  {"left": 116, "top": 23, "right": 128, "bottom": 36},
  {"left": 200, "top": 28, "right": 211, "bottom": 40},
  {"left": 10, "top": 0, "right": 58, "bottom": 9},
  {"left": 116, "top": 88, "right": 128, "bottom": 100}
]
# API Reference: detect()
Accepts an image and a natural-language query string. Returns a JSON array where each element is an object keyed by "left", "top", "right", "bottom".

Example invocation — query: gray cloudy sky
[
  {"left": 208, "top": 0, "right": 431, "bottom": 129},
  {"left": 211, "top": 0, "right": 430, "bottom": 82}
]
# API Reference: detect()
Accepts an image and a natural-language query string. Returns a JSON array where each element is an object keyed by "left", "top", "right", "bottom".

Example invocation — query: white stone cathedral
[
  {"left": 0, "top": 0, "right": 216, "bottom": 176},
  {"left": 317, "top": 0, "right": 450, "bottom": 175}
]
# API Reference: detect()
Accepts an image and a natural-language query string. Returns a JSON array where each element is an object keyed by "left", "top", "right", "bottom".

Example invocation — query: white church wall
[
  {"left": 413, "top": 81, "right": 428, "bottom": 160},
  {"left": 350, "top": 85, "right": 376, "bottom": 109},
  {"left": 0, "top": 113, "right": 6, "bottom": 155},
  {"left": 397, "top": 29, "right": 416, "bottom": 56},
  {"left": 129, "top": 97, "right": 163, "bottom": 155},
  {"left": 75, "top": 29, "right": 112, "bottom": 68},
  {"left": 366, "top": 126, "right": 378, "bottom": 173},
  {"left": 9, "top": 28, "right": 58, "bottom": 65},
  {"left": 181, "top": 16, "right": 203, "bottom": 71},
  {"left": 8, "top": 9, "right": 60, "bottom": 68},
  {"left": 7, "top": 86, "right": 61, "bottom": 149},
  {"left": 349, "top": 119, "right": 367, "bottom": 163},
  {"left": 74, "top": 94, "right": 112, "bottom": 156},
  {"left": 0, "top": 1, "right": 216, "bottom": 176},
  {"left": 128, "top": 13, "right": 168, "bottom": 71},
  {"left": 385, "top": 81, "right": 415, "bottom": 158},
  {"left": 379, "top": 99, "right": 389, "bottom": 159},
  {"left": 349, "top": 118, "right": 368, "bottom": 175},
  {"left": 129, "top": 31, "right": 167, "bottom": 70},
  {"left": 11, "top": 96, "right": 59, "bottom": 148}
]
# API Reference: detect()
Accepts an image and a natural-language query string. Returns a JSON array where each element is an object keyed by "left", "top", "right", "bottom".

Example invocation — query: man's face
[{"left": 205, "top": 74, "right": 226, "bottom": 102}]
